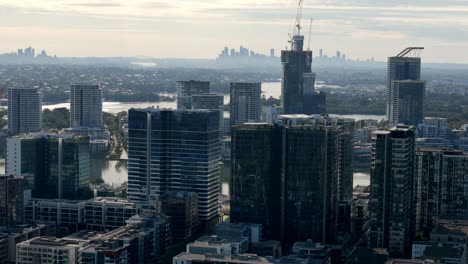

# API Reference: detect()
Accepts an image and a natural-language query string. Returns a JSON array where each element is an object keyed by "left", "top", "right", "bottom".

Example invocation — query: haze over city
[{"left": 1, "top": 0, "right": 468, "bottom": 63}]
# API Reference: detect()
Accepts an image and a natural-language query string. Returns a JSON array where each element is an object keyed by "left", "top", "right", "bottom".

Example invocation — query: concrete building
[
  {"left": 392, "top": 80, "right": 426, "bottom": 126},
  {"left": 6, "top": 133, "right": 91, "bottom": 200},
  {"left": 386, "top": 47, "right": 425, "bottom": 126},
  {"left": 84, "top": 197, "right": 138, "bottom": 231},
  {"left": 281, "top": 31, "right": 325, "bottom": 115},
  {"left": 16, "top": 237, "right": 87, "bottom": 264},
  {"left": 412, "top": 241, "right": 466, "bottom": 264},
  {"left": 176, "top": 80, "right": 210, "bottom": 110},
  {"left": 0, "top": 175, "right": 24, "bottom": 226},
  {"left": 0, "top": 224, "right": 53, "bottom": 263},
  {"left": 192, "top": 93, "right": 224, "bottom": 137},
  {"left": 261, "top": 105, "right": 281, "bottom": 124},
  {"left": 7, "top": 88, "right": 42, "bottom": 135},
  {"left": 127, "top": 109, "right": 221, "bottom": 223},
  {"left": 368, "top": 126, "right": 416, "bottom": 256},
  {"left": 70, "top": 84, "right": 103, "bottom": 128},
  {"left": 229, "top": 83, "right": 261, "bottom": 126}
]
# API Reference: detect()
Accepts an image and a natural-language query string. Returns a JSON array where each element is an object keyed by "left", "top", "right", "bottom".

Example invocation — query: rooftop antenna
[{"left": 307, "top": 18, "right": 313, "bottom": 51}]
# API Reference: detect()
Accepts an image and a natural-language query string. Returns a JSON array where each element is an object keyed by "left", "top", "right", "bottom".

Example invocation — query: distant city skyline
[{"left": 0, "top": 0, "right": 467, "bottom": 63}]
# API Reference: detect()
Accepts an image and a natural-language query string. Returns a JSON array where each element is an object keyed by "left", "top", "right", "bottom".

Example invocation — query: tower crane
[{"left": 289, "top": 0, "right": 304, "bottom": 49}]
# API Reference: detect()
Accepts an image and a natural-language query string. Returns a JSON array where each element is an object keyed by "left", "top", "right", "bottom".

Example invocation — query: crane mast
[{"left": 289, "top": 0, "right": 305, "bottom": 51}]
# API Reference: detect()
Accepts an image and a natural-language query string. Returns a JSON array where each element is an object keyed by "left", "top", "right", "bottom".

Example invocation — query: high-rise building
[
  {"left": 192, "top": 93, "right": 224, "bottom": 137},
  {"left": 7, "top": 88, "right": 42, "bottom": 135},
  {"left": 176, "top": 81, "right": 210, "bottom": 110},
  {"left": 413, "top": 148, "right": 468, "bottom": 238},
  {"left": 230, "top": 124, "right": 283, "bottom": 240},
  {"left": 229, "top": 82, "right": 261, "bottom": 126},
  {"left": 386, "top": 47, "right": 425, "bottom": 125},
  {"left": 0, "top": 175, "right": 24, "bottom": 226},
  {"left": 281, "top": 33, "right": 325, "bottom": 115},
  {"left": 231, "top": 121, "right": 339, "bottom": 246},
  {"left": 368, "top": 126, "right": 416, "bottom": 256},
  {"left": 393, "top": 80, "right": 426, "bottom": 126},
  {"left": 70, "top": 84, "right": 103, "bottom": 128},
  {"left": 127, "top": 109, "right": 221, "bottom": 222},
  {"left": 337, "top": 118, "right": 355, "bottom": 201},
  {"left": 6, "top": 133, "right": 91, "bottom": 200}
]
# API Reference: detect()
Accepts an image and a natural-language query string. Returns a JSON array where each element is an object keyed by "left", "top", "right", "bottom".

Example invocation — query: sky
[{"left": 0, "top": 0, "right": 468, "bottom": 63}]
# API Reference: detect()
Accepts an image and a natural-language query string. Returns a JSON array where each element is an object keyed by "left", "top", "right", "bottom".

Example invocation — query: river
[{"left": 30, "top": 81, "right": 376, "bottom": 192}]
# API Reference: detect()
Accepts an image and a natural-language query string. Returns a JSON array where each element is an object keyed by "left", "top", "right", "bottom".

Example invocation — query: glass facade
[
  {"left": 128, "top": 109, "right": 221, "bottom": 222},
  {"left": 7, "top": 135, "right": 91, "bottom": 200},
  {"left": 230, "top": 124, "right": 283, "bottom": 240},
  {"left": 0, "top": 175, "right": 24, "bottom": 226},
  {"left": 231, "top": 123, "right": 340, "bottom": 246}
]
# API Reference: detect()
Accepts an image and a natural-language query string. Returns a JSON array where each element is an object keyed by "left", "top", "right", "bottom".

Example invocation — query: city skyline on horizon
[{"left": 0, "top": 0, "right": 468, "bottom": 63}]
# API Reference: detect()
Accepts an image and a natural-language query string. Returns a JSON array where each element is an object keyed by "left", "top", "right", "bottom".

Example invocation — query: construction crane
[
  {"left": 289, "top": 0, "right": 304, "bottom": 48},
  {"left": 307, "top": 18, "right": 313, "bottom": 51}
]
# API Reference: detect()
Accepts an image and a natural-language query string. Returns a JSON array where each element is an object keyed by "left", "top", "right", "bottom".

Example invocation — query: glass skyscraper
[
  {"left": 230, "top": 122, "right": 339, "bottom": 246},
  {"left": 230, "top": 124, "right": 283, "bottom": 240},
  {"left": 6, "top": 133, "right": 91, "bottom": 200},
  {"left": 127, "top": 109, "right": 221, "bottom": 223}
]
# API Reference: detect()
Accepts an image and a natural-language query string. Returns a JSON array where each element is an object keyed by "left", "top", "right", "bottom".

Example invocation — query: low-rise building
[
  {"left": 16, "top": 237, "right": 88, "bottom": 264},
  {"left": 84, "top": 197, "right": 138, "bottom": 231},
  {"left": 412, "top": 241, "right": 466, "bottom": 264}
]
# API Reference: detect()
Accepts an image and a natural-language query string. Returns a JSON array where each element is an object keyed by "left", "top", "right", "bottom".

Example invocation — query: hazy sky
[{"left": 1, "top": 0, "right": 468, "bottom": 63}]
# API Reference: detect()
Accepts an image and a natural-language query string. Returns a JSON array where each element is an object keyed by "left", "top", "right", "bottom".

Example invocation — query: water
[
  {"left": 353, "top": 172, "right": 370, "bottom": 187},
  {"left": 219, "top": 172, "right": 370, "bottom": 197}
]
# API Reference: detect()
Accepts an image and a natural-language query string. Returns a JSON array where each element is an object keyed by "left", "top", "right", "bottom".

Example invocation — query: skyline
[{"left": 0, "top": 1, "right": 468, "bottom": 63}]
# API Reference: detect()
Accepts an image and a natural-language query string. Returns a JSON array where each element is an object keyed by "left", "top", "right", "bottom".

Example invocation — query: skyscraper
[
  {"left": 386, "top": 47, "right": 425, "bottom": 125},
  {"left": 6, "top": 133, "right": 91, "bottom": 200},
  {"left": 70, "top": 84, "right": 103, "bottom": 128},
  {"left": 230, "top": 120, "right": 340, "bottom": 246},
  {"left": 336, "top": 118, "right": 355, "bottom": 201},
  {"left": 414, "top": 148, "right": 467, "bottom": 238},
  {"left": 393, "top": 80, "right": 426, "bottom": 126},
  {"left": 281, "top": 34, "right": 325, "bottom": 115},
  {"left": 7, "top": 88, "right": 42, "bottom": 135},
  {"left": 0, "top": 175, "right": 24, "bottom": 226},
  {"left": 229, "top": 82, "right": 261, "bottom": 126},
  {"left": 368, "top": 126, "right": 415, "bottom": 256},
  {"left": 191, "top": 93, "right": 224, "bottom": 137},
  {"left": 230, "top": 124, "right": 283, "bottom": 240},
  {"left": 127, "top": 109, "right": 221, "bottom": 223},
  {"left": 176, "top": 81, "right": 210, "bottom": 110}
]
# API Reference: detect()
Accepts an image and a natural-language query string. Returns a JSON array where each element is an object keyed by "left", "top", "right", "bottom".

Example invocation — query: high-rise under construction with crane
[{"left": 281, "top": 0, "right": 326, "bottom": 115}]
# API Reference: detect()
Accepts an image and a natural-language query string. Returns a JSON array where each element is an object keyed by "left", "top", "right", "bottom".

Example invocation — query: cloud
[{"left": 1, "top": 0, "right": 468, "bottom": 62}]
